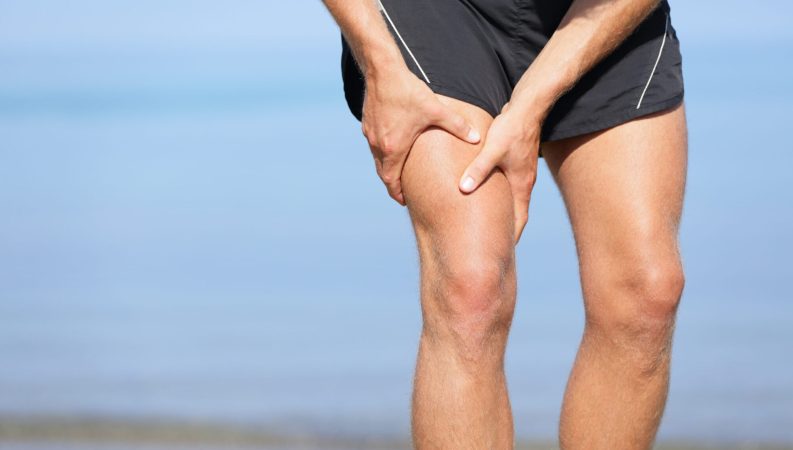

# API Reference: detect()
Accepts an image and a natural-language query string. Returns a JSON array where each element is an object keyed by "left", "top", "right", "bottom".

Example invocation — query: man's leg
[
  {"left": 400, "top": 94, "right": 517, "bottom": 449},
  {"left": 541, "top": 102, "right": 688, "bottom": 450}
]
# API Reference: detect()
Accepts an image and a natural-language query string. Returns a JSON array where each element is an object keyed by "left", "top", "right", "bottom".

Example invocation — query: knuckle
[
  {"left": 366, "top": 135, "right": 376, "bottom": 148},
  {"left": 527, "top": 171, "right": 538, "bottom": 185},
  {"left": 380, "top": 135, "right": 397, "bottom": 154},
  {"left": 381, "top": 166, "right": 400, "bottom": 187},
  {"left": 424, "top": 101, "right": 442, "bottom": 118},
  {"left": 509, "top": 150, "right": 532, "bottom": 167},
  {"left": 385, "top": 182, "right": 400, "bottom": 198},
  {"left": 381, "top": 166, "right": 396, "bottom": 184},
  {"left": 452, "top": 115, "right": 466, "bottom": 130}
]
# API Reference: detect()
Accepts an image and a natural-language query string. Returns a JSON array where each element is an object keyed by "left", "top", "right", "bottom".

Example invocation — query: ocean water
[{"left": 0, "top": 9, "right": 792, "bottom": 447}]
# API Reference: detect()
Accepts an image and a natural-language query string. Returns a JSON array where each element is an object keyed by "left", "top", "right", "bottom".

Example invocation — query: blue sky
[
  {"left": 0, "top": 1, "right": 790, "bottom": 328},
  {"left": 0, "top": 0, "right": 790, "bottom": 52},
  {"left": 0, "top": 0, "right": 791, "bottom": 342}
]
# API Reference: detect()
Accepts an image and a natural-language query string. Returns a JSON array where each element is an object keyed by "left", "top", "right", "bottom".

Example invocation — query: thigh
[
  {"left": 401, "top": 94, "right": 515, "bottom": 279},
  {"left": 540, "top": 101, "right": 688, "bottom": 291}
]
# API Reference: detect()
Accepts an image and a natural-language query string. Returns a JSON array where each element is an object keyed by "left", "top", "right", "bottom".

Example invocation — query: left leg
[{"left": 541, "top": 101, "right": 688, "bottom": 450}]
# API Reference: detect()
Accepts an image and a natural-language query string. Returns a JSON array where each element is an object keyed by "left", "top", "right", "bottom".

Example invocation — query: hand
[
  {"left": 361, "top": 67, "right": 481, "bottom": 205},
  {"left": 457, "top": 102, "right": 542, "bottom": 244}
]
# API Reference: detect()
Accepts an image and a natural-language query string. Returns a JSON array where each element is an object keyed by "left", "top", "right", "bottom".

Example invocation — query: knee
[
  {"left": 620, "top": 260, "right": 685, "bottom": 323},
  {"left": 586, "top": 259, "right": 685, "bottom": 346},
  {"left": 426, "top": 255, "right": 516, "bottom": 360}
]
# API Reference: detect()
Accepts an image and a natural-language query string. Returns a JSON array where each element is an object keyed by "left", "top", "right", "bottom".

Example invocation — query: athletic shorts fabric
[{"left": 339, "top": 0, "right": 685, "bottom": 158}]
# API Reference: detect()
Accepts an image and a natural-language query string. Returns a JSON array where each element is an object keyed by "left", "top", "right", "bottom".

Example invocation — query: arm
[
  {"left": 508, "top": 0, "right": 663, "bottom": 120},
  {"left": 320, "top": 0, "right": 406, "bottom": 80},
  {"left": 321, "top": 0, "right": 481, "bottom": 206},
  {"left": 458, "top": 0, "right": 663, "bottom": 244}
]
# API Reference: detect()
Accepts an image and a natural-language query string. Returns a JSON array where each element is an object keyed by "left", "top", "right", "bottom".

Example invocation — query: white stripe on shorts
[
  {"left": 636, "top": 11, "right": 670, "bottom": 109},
  {"left": 377, "top": 0, "right": 432, "bottom": 84}
]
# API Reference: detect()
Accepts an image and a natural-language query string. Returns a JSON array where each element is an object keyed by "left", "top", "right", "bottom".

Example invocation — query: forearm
[
  {"left": 320, "top": 0, "right": 407, "bottom": 79},
  {"left": 509, "top": 0, "right": 662, "bottom": 120}
]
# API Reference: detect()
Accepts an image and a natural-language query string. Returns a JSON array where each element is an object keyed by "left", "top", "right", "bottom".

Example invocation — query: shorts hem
[
  {"left": 540, "top": 90, "right": 685, "bottom": 143},
  {"left": 425, "top": 82, "right": 501, "bottom": 119}
]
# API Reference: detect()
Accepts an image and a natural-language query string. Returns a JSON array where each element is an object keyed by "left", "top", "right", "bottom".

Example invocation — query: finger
[
  {"left": 506, "top": 171, "right": 534, "bottom": 245},
  {"left": 371, "top": 146, "right": 384, "bottom": 178},
  {"left": 429, "top": 102, "right": 481, "bottom": 144},
  {"left": 381, "top": 152, "right": 407, "bottom": 206},
  {"left": 459, "top": 143, "right": 502, "bottom": 194},
  {"left": 368, "top": 135, "right": 404, "bottom": 206},
  {"left": 371, "top": 147, "right": 403, "bottom": 204},
  {"left": 513, "top": 191, "right": 530, "bottom": 245}
]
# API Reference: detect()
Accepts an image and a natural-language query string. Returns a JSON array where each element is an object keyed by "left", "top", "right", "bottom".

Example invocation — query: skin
[
  {"left": 458, "top": 0, "right": 669, "bottom": 243},
  {"left": 321, "top": 0, "right": 686, "bottom": 448},
  {"left": 400, "top": 98, "right": 515, "bottom": 449},
  {"left": 321, "top": 0, "right": 482, "bottom": 205},
  {"left": 543, "top": 101, "right": 687, "bottom": 450},
  {"left": 402, "top": 94, "right": 686, "bottom": 450}
]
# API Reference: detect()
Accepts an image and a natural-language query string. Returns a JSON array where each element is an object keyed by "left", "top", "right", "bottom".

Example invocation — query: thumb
[
  {"left": 459, "top": 145, "right": 501, "bottom": 193},
  {"left": 431, "top": 104, "right": 481, "bottom": 145}
]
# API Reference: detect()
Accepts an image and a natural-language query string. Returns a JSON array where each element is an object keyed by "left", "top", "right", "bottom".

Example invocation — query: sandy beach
[{"left": 1, "top": 416, "right": 790, "bottom": 450}]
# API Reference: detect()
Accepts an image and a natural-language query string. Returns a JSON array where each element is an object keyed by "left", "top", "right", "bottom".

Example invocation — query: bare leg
[
  {"left": 542, "top": 101, "right": 688, "bottom": 450},
  {"left": 401, "top": 94, "right": 517, "bottom": 449}
]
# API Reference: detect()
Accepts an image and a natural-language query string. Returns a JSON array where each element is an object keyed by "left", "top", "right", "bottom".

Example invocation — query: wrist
[
  {"left": 507, "top": 89, "right": 555, "bottom": 124},
  {"left": 360, "top": 45, "right": 407, "bottom": 81},
  {"left": 508, "top": 68, "right": 569, "bottom": 123}
]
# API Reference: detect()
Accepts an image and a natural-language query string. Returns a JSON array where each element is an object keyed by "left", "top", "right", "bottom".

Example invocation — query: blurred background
[{"left": 0, "top": 1, "right": 791, "bottom": 449}]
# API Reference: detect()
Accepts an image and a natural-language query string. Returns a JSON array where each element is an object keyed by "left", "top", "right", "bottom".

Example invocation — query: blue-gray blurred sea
[{"left": 0, "top": 38, "right": 791, "bottom": 447}]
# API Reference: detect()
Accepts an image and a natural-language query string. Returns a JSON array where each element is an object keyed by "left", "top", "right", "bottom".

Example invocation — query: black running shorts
[{"left": 339, "top": 0, "right": 685, "bottom": 158}]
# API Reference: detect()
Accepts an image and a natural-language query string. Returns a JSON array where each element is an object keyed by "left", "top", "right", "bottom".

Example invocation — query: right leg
[{"left": 401, "top": 94, "right": 517, "bottom": 449}]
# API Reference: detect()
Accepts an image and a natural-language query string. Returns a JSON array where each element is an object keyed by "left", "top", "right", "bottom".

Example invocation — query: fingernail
[
  {"left": 461, "top": 176, "right": 475, "bottom": 191},
  {"left": 467, "top": 128, "right": 480, "bottom": 142}
]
